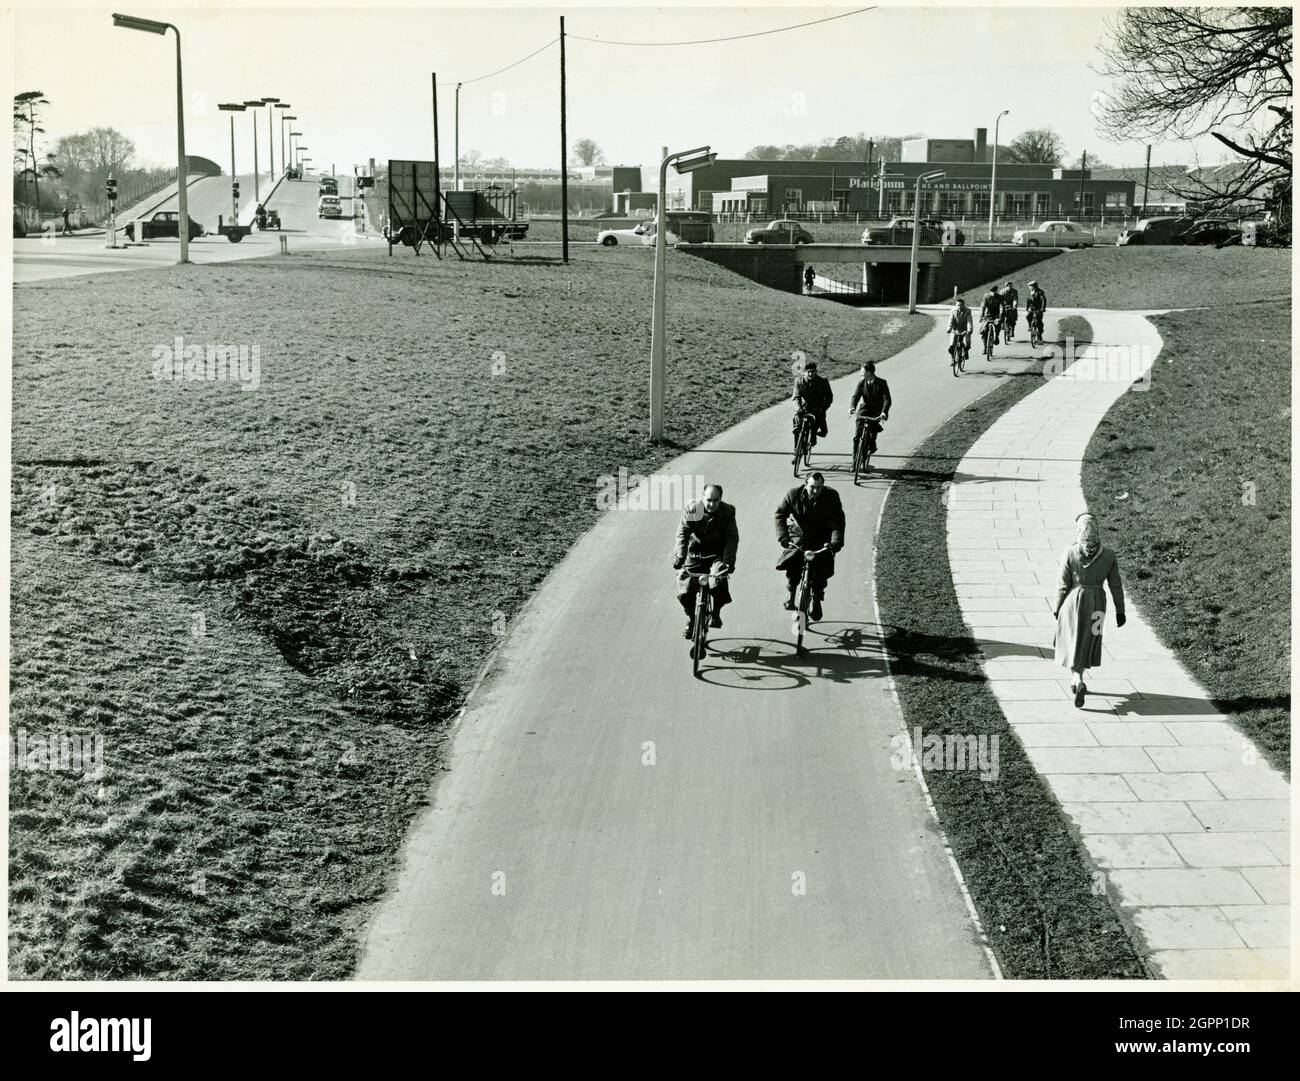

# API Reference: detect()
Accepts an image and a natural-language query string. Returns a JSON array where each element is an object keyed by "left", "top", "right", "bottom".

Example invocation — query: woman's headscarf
[{"left": 1075, "top": 513, "right": 1101, "bottom": 561}]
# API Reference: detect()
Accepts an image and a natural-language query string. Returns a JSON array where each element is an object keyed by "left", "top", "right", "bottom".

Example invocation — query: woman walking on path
[{"left": 1054, "top": 513, "right": 1126, "bottom": 708}]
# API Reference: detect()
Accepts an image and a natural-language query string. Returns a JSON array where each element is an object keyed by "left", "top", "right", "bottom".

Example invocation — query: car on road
[
  {"left": 128, "top": 210, "right": 205, "bottom": 242},
  {"left": 318, "top": 195, "right": 344, "bottom": 219},
  {"left": 596, "top": 220, "right": 657, "bottom": 246},
  {"left": 318, "top": 176, "right": 339, "bottom": 196},
  {"left": 1173, "top": 219, "right": 1239, "bottom": 246},
  {"left": 1012, "top": 220, "right": 1094, "bottom": 248},
  {"left": 1116, "top": 216, "right": 1194, "bottom": 245},
  {"left": 745, "top": 219, "right": 814, "bottom": 245},
  {"left": 862, "top": 216, "right": 965, "bottom": 246}
]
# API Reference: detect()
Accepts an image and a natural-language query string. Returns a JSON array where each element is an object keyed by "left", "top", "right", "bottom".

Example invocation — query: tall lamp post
[
  {"left": 987, "top": 108, "right": 1009, "bottom": 242},
  {"left": 261, "top": 98, "right": 280, "bottom": 177},
  {"left": 650, "top": 144, "right": 717, "bottom": 442},
  {"left": 297, "top": 147, "right": 309, "bottom": 171},
  {"left": 908, "top": 170, "right": 945, "bottom": 313},
  {"left": 243, "top": 100, "right": 263, "bottom": 202},
  {"left": 290, "top": 130, "right": 302, "bottom": 174},
  {"left": 217, "top": 102, "right": 245, "bottom": 223},
  {"left": 283, "top": 115, "right": 296, "bottom": 174},
  {"left": 276, "top": 105, "right": 292, "bottom": 176},
  {"left": 112, "top": 12, "right": 190, "bottom": 264}
]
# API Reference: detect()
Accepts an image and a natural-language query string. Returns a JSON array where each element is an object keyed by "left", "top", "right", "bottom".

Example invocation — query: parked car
[
  {"left": 596, "top": 221, "right": 658, "bottom": 247},
  {"left": 745, "top": 219, "right": 814, "bottom": 245},
  {"left": 1116, "top": 216, "right": 1194, "bottom": 245},
  {"left": 862, "top": 217, "right": 964, "bottom": 246},
  {"left": 1173, "top": 219, "right": 1239, "bottom": 246},
  {"left": 1012, "top": 220, "right": 1094, "bottom": 248},
  {"left": 318, "top": 195, "right": 344, "bottom": 219},
  {"left": 128, "top": 210, "right": 205, "bottom": 241}
]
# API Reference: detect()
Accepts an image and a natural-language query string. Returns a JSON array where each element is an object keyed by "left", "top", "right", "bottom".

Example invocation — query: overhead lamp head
[{"left": 112, "top": 12, "right": 168, "bottom": 33}]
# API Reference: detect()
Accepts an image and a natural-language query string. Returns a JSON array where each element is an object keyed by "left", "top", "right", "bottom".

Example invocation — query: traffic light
[
  {"left": 232, "top": 180, "right": 240, "bottom": 198},
  {"left": 106, "top": 177, "right": 118, "bottom": 202}
]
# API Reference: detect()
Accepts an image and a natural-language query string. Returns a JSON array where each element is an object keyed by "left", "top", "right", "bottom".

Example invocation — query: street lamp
[
  {"left": 276, "top": 104, "right": 291, "bottom": 176},
  {"left": 283, "top": 115, "right": 296, "bottom": 174},
  {"left": 650, "top": 144, "right": 717, "bottom": 441},
  {"left": 243, "top": 100, "right": 263, "bottom": 201},
  {"left": 290, "top": 130, "right": 302, "bottom": 174},
  {"left": 113, "top": 12, "right": 190, "bottom": 263},
  {"left": 987, "top": 109, "right": 1009, "bottom": 242},
  {"left": 261, "top": 98, "right": 280, "bottom": 177},
  {"left": 217, "top": 103, "right": 245, "bottom": 222},
  {"left": 454, "top": 82, "right": 462, "bottom": 192},
  {"left": 908, "top": 170, "right": 945, "bottom": 313}
]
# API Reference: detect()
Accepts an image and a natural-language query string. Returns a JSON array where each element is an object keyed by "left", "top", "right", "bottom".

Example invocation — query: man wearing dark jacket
[
  {"left": 673, "top": 483, "right": 739, "bottom": 638},
  {"left": 774, "top": 472, "right": 846, "bottom": 622},
  {"left": 849, "top": 361, "right": 892, "bottom": 457},
  {"left": 791, "top": 359, "right": 834, "bottom": 460}
]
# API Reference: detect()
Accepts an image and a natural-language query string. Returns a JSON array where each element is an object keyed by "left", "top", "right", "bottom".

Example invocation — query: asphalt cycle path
[{"left": 359, "top": 307, "right": 1044, "bottom": 980}]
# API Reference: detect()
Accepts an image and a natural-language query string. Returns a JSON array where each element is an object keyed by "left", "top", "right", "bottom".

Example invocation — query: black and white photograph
[{"left": 4, "top": 0, "right": 1294, "bottom": 1025}]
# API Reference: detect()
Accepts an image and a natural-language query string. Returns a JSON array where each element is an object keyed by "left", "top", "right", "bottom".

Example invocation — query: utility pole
[
  {"left": 1140, "top": 143, "right": 1151, "bottom": 218},
  {"left": 560, "top": 15, "right": 569, "bottom": 263},
  {"left": 433, "top": 73, "right": 442, "bottom": 250},
  {"left": 878, "top": 156, "right": 886, "bottom": 217}
]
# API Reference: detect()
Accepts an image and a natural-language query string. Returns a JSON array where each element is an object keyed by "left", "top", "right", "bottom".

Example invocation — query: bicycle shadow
[{"left": 694, "top": 623, "right": 891, "bottom": 688}]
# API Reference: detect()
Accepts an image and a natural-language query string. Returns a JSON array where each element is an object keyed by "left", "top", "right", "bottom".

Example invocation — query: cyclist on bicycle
[
  {"left": 774, "top": 472, "right": 845, "bottom": 623},
  {"left": 979, "top": 285, "right": 1003, "bottom": 347},
  {"left": 1000, "top": 281, "right": 1019, "bottom": 341},
  {"left": 849, "top": 361, "right": 892, "bottom": 458},
  {"left": 1025, "top": 280, "right": 1047, "bottom": 318},
  {"left": 672, "top": 483, "right": 738, "bottom": 637},
  {"left": 947, "top": 297, "right": 974, "bottom": 360},
  {"left": 791, "top": 359, "right": 834, "bottom": 463}
]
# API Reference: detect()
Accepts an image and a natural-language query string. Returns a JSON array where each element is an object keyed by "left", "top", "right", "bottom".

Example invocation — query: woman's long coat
[{"left": 1054, "top": 545, "right": 1126, "bottom": 670}]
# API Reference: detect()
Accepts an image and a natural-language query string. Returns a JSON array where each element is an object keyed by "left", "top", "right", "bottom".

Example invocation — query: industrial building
[{"left": 665, "top": 128, "right": 1136, "bottom": 221}]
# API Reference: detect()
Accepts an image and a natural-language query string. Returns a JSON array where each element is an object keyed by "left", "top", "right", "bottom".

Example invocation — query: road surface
[
  {"left": 13, "top": 175, "right": 379, "bottom": 283},
  {"left": 359, "top": 311, "right": 1047, "bottom": 980}
]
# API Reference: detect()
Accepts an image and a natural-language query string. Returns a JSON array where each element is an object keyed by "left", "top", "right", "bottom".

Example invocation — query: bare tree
[
  {"left": 1006, "top": 128, "right": 1065, "bottom": 166},
  {"left": 1097, "top": 6, "right": 1291, "bottom": 219},
  {"left": 572, "top": 138, "right": 605, "bottom": 167}
]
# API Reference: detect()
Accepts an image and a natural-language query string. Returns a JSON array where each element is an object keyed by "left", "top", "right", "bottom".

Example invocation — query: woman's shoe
[{"left": 1073, "top": 682, "right": 1086, "bottom": 708}]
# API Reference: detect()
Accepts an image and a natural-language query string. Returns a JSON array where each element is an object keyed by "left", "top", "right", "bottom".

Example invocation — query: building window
[
  {"left": 1005, "top": 193, "right": 1030, "bottom": 217},
  {"left": 886, "top": 189, "right": 904, "bottom": 214},
  {"left": 1033, "top": 192, "right": 1050, "bottom": 217},
  {"left": 783, "top": 188, "right": 802, "bottom": 212},
  {"left": 1104, "top": 190, "right": 1128, "bottom": 209}
]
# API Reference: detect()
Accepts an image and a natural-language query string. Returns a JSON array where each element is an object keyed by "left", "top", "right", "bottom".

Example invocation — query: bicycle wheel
[
  {"left": 692, "top": 585, "right": 707, "bottom": 676},
  {"left": 793, "top": 429, "right": 807, "bottom": 477},
  {"left": 853, "top": 434, "right": 863, "bottom": 483},
  {"left": 796, "top": 573, "right": 811, "bottom": 654}
]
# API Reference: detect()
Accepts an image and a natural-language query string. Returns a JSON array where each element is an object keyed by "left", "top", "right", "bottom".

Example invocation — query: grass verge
[
  {"left": 876, "top": 318, "right": 1149, "bottom": 979},
  {"left": 9, "top": 245, "right": 928, "bottom": 979},
  {"left": 1082, "top": 301, "right": 1290, "bottom": 774},
  {"left": 958, "top": 245, "right": 1289, "bottom": 309}
]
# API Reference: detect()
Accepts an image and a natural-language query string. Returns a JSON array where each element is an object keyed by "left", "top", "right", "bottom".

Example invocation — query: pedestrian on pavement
[
  {"left": 1053, "top": 512, "right": 1126, "bottom": 708},
  {"left": 62, "top": 206, "right": 72, "bottom": 236}
]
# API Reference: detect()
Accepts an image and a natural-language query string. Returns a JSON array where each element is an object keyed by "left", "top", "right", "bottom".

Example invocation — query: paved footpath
[{"left": 946, "top": 309, "right": 1290, "bottom": 981}]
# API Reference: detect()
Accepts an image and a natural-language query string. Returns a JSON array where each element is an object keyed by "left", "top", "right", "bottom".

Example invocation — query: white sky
[{"left": 11, "top": 2, "right": 1242, "bottom": 175}]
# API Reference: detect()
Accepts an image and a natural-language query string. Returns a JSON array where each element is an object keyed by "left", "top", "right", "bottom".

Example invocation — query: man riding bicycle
[
  {"left": 1000, "top": 281, "right": 1019, "bottom": 341},
  {"left": 947, "top": 297, "right": 974, "bottom": 360},
  {"left": 774, "top": 472, "right": 845, "bottom": 623},
  {"left": 791, "top": 359, "right": 834, "bottom": 463},
  {"left": 979, "top": 285, "right": 1003, "bottom": 347},
  {"left": 850, "top": 361, "right": 892, "bottom": 458},
  {"left": 1025, "top": 280, "right": 1047, "bottom": 341},
  {"left": 672, "top": 483, "right": 738, "bottom": 638}
]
